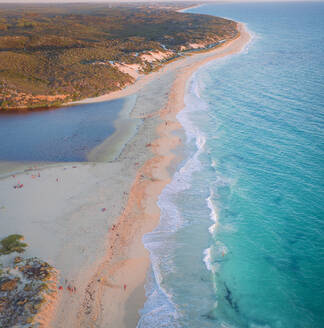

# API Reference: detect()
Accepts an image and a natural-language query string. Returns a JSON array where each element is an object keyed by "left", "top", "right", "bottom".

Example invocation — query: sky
[{"left": 0, "top": 0, "right": 319, "bottom": 3}]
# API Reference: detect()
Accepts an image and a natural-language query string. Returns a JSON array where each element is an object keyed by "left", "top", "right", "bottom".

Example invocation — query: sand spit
[{"left": 0, "top": 23, "right": 250, "bottom": 327}]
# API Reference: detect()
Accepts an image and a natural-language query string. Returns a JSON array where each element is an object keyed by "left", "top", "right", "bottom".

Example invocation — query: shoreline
[
  {"left": 71, "top": 22, "right": 251, "bottom": 327},
  {"left": 0, "top": 22, "right": 251, "bottom": 328},
  {"left": 176, "top": 3, "right": 203, "bottom": 13}
]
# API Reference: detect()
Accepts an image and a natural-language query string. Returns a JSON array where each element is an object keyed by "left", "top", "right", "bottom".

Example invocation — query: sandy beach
[{"left": 0, "top": 22, "right": 250, "bottom": 327}]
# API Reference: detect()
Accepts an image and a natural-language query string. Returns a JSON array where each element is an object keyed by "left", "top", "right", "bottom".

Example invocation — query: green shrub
[{"left": 0, "top": 234, "right": 28, "bottom": 255}]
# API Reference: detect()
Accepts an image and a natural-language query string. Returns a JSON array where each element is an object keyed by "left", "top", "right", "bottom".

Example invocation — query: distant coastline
[{"left": 177, "top": 3, "right": 203, "bottom": 13}]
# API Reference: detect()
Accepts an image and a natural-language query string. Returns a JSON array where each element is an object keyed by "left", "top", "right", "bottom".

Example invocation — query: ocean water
[
  {"left": 138, "top": 2, "right": 324, "bottom": 328},
  {"left": 0, "top": 99, "right": 125, "bottom": 162}
]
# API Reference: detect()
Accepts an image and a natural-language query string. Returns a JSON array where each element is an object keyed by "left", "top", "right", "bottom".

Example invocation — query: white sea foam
[
  {"left": 211, "top": 159, "right": 218, "bottom": 168},
  {"left": 203, "top": 248, "right": 213, "bottom": 271},
  {"left": 203, "top": 188, "right": 220, "bottom": 274},
  {"left": 243, "top": 25, "right": 259, "bottom": 54},
  {"left": 207, "top": 188, "right": 218, "bottom": 226},
  {"left": 207, "top": 199, "right": 217, "bottom": 234},
  {"left": 138, "top": 72, "right": 208, "bottom": 328}
]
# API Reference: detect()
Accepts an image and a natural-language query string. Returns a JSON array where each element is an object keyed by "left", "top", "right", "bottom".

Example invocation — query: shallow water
[
  {"left": 0, "top": 99, "right": 125, "bottom": 162},
  {"left": 139, "top": 2, "right": 324, "bottom": 328}
]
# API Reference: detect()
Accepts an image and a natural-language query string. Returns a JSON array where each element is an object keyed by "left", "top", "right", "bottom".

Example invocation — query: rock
[
  {"left": 24, "top": 302, "right": 33, "bottom": 312},
  {"left": 14, "top": 256, "right": 23, "bottom": 264},
  {"left": 38, "top": 283, "right": 48, "bottom": 292},
  {"left": 17, "top": 298, "right": 28, "bottom": 305},
  {"left": 24, "top": 283, "right": 33, "bottom": 291},
  {"left": 19, "top": 260, "right": 52, "bottom": 281},
  {"left": 26, "top": 316, "right": 34, "bottom": 324},
  {"left": 0, "top": 256, "right": 57, "bottom": 327},
  {"left": 0, "top": 278, "right": 19, "bottom": 291},
  {"left": 0, "top": 298, "right": 6, "bottom": 312},
  {"left": 33, "top": 302, "right": 43, "bottom": 311}
]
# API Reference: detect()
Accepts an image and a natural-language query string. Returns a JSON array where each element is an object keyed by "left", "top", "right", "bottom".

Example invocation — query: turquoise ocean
[{"left": 138, "top": 2, "right": 324, "bottom": 328}]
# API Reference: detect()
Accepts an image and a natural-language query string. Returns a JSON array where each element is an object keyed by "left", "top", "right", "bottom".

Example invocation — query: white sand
[
  {"left": 0, "top": 162, "right": 127, "bottom": 277},
  {"left": 0, "top": 22, "right": 251, "bottom": 328}
]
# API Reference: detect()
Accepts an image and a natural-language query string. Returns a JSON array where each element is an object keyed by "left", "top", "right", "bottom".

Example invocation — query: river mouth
[{"left": 0, "top": 98, "right": 127, "bottom": 163}]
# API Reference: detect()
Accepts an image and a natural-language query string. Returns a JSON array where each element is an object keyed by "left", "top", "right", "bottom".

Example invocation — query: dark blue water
[
  {"left": 0, "top": 99, "right": 124, "bottom": 162},
  {"left": 139, "top": 2, "right": 324, "bottom": 328}
]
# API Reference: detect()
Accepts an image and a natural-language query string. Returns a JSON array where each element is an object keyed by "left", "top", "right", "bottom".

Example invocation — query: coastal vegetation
[
  {"left": 0, "top": 234, "right": 27, "bottom": 255},
  {"left": 0, "top": 2, "right": 237, "bottom": 110},
  {"left": 0, "top": 234, "right": 57, "bottom": 327}
]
